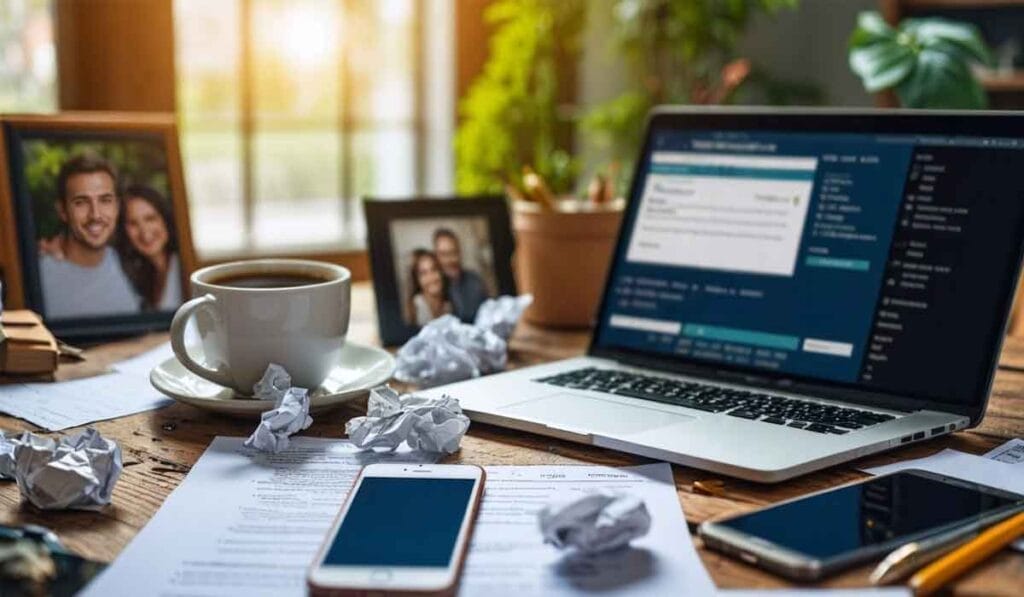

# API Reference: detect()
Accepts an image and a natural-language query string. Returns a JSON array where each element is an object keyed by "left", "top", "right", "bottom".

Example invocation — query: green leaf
[
  {"left": 848, "top": 11, "right": 992, "bottom": 108},
  {"left": 851, "top": 11, "right": 895, "bottom": 44},
  {"left": 896, "top": 48, "right": 987, "bottom": 109},
  {"left": 904, "top": 18, "right": 993, "bottom": 66},
  {"left": 849, "top": 42, "right": 915, "bottom": 92}
]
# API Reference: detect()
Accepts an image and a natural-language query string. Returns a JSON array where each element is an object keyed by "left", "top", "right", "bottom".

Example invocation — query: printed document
[
  {"left": 0, "top": 342, "right": 174, "bottom": 430},
  {"left": 862, "top": 446, "right": 1024, "bottom": 495},
  {"left": 461, "top": 462, "right": 715, "bottom": 596},
  {"left": 984, "top": 437, "right": 1024, "bottom": 464},
  {"left": 81, "top": 437, "right": 435, "bottom": 597},
  {"left": 81, "top": 440, "right": 712, "bottom": 596}
]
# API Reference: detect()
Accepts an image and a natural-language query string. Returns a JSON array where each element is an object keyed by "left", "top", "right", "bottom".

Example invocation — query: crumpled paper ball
[
  {"left": 474, "top": 294, "right": 533, "bottom": 340},
  {"left": 252, "top": 363, "right": 291, "bottom": 402},
  {"left": 244, "top": 364, "right": 313, "bottom": 453},
  {"left": 345, "top": 385, "right": 470, "bottom": 454},
  {"left": 394, "top": 295, "right": 532, "bottom": 388},
  {"left": 538, "top": 492, "right": 652, "bottom": 554},
  {"left": 394, "top": 315, "right": 504, "bottom": 388},
  {"left": 0, "top": 428, "right": 122, "bottom": 511}
]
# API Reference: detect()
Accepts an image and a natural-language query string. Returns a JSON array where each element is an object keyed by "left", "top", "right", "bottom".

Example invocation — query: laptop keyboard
[{"left": 534, "top": 367, "right": 898, "bottom": 435}]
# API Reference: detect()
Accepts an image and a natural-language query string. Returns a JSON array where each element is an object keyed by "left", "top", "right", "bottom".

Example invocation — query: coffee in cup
[
  {"left": 170, "top": 258, "right": 351, "bottom": 393},
  {"left": 205, "top": 271, "right": 332, "bottom": 289}
]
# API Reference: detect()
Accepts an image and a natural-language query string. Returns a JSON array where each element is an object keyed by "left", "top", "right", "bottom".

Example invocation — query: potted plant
[
  {"left": 848, "top": 11, "right": 993, "bottom": 108},
  {"left": 456, "top": 0, "right": 619, "bottom": 327},
  {"left": 454, "top": 0, "right": 809, "bottom": 327}
]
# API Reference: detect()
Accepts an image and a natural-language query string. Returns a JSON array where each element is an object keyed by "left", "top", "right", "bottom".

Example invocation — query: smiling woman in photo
[
  {"left": 407, "top": 248, "right": 451, "bottom": 326},
  {"left": 117, "top": 184, "right": 182, "bottom": 311}
]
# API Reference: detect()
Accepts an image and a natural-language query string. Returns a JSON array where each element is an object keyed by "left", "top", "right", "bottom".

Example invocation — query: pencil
[{"left": 909, "top": 511, "right": 1024, "bottom": 596}]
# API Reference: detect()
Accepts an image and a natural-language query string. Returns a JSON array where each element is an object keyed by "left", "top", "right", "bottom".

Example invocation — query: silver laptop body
[{"left": 422, "top": 107, "right": 1024, "bottom": 482}]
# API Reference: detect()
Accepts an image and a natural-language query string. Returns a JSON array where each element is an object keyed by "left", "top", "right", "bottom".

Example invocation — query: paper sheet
[
  {"left": 461, "top": 462, "right": 715, "bottom": 596},
  {"left": 81, "top": 436, "right": 911, "bottom": 597},
  {"left": 862, "top": 446, "right": 1024, "bottom": 551},
  {"left": 862, "top": 448, "right": 1024, "bottom": 494},
  {"left": 984, "top": 438, "right": 1024, "bottom": 464},
  {"left": 0, "top": 342, "right": 174, "bottom": 430},
  {"left": 80, "top": 437, "right": 437, "bottom": 597}
]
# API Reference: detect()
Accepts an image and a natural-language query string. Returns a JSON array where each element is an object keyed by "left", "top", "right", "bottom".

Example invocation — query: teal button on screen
[
  {"left": 682, "top": 323, "right": 799, "bottom": 351},
  {"left": 805, "top": 256, "right": 870, "bottom": 271}
]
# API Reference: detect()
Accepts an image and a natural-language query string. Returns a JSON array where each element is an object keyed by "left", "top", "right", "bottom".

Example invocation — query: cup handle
[{"left": 170, "top": 293, "right": 234, "bottom": 388}]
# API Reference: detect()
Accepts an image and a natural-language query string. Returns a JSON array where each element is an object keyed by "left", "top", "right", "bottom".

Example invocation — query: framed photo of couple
[
  {"left": 364, "top": 197, "right": 516, "bottom": 345},
  {"left": 0, "top": 113, "right": 197, "bottom": 339}
]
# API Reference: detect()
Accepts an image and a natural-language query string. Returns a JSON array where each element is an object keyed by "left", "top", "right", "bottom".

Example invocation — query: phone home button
[{"left": 370, "top": 569, "right": 393, "bottom": 583}]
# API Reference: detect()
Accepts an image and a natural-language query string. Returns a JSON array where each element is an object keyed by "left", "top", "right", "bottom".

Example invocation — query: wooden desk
[{"left": 2, "top": 282, "right": 1022, "bottom": 594}]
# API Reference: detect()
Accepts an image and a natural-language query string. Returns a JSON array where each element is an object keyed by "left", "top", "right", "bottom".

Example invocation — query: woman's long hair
[
  {"left": 406, "top": 248, "right": 449, "bottom": 323},
  {"left": 116, "top": 185, "right": 178, "bottom": 310}
]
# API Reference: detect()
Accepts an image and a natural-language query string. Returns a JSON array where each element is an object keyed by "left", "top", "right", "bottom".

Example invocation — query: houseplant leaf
[
  {"left": 851, "top": 10, "right": 895, "bottom": 43},
  {"left": 895, "top": 48, "right": 987, "bottom": 109},
  {"left": 849, "top": 42, "right": 915, "bottom": 92},
  {"left": 903, "top": 19, "right": 993, "bottom": 65},
  {"left": 849, "top": 12, "right": 914, "bottom": 93},
  {"left": 848, "top": 11, "right": 991, "bottom": 109}
]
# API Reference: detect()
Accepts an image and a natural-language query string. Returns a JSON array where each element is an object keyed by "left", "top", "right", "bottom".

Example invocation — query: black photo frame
[
  {"left": 364, "top": 196, "right": 516, "bottom": 346},
  {"left": 0, "top": 113, "right": 197, "bottom": 340}
]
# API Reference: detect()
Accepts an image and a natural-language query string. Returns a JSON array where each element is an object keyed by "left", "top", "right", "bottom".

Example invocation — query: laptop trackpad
[{"left": 500, "top": 393, "right": 696, "bottom": 436}]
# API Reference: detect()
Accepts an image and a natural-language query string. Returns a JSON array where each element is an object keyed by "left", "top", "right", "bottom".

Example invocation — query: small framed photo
[
  {"left": 0, "top": 113, "right": 197, "bottom": 339},
  {"left": 364, "top": 197, "right": 516, "bottom": 345}
]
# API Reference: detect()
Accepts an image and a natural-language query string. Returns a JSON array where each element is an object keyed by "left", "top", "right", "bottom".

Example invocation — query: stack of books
[{"left": 0, "top": 310, "right": 59, "bottom": 375}]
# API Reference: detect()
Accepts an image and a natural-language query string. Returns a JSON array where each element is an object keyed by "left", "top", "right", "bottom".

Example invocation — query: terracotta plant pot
[{"left": 512, "top": 199, "right": 624, "bottom": 328}]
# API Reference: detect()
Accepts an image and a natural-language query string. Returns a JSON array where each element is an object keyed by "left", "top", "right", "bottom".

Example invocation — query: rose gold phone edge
[{"left": 307, "top": 463, "right": 486, "bottom": 597}]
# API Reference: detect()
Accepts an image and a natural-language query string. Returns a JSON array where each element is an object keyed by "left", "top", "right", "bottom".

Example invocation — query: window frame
[{"left": 178, "top": 0, "right": 445, "bottom": 261}]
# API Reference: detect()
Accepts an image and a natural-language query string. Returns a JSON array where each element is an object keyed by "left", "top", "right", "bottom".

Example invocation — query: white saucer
[{"left": 150, "top": 341, "right": 395, "bottom": 418}]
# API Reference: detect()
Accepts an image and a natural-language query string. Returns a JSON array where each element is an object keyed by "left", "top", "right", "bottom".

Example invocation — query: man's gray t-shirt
[{"left": 39, "top": 247, "right": 141, "bottom": 319}]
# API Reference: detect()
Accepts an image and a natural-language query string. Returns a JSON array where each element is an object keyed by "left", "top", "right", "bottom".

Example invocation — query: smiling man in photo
[
  {"left": 433, "top": 227, "right": 490, "bottom": 322},
  {"left": 38, "top": 154, "right": 141, "bottom": 318}
]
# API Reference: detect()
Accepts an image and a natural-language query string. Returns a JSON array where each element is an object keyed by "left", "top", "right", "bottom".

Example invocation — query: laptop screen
[{"left": 593, "top": 112, "right": 1024, "bottom": 409}]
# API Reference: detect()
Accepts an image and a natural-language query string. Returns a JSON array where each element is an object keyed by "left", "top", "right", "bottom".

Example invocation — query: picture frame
[
  {"left": 364, "top": 196, "right": 516, "bottom": 346},
  {"left": 0, "top": 112, "right": 197, "bottom": 340}
]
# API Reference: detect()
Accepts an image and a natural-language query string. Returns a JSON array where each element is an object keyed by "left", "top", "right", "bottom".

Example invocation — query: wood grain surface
[{"left": 1, "top": 283, "right": 1022, "bottom": 594}]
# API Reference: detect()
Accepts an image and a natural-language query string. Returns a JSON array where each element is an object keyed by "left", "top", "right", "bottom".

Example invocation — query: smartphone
[
  {"left": 699, "top": 469, "right": 1024, "bottom": 581},
  {"left": 308, "top": 463, "right": 485, "bottom": 596}
]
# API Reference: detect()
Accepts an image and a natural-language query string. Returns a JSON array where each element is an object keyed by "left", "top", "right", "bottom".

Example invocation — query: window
[
  {"left": 0, "top": 0, "right": 56, "bottom": 112},
  {"left": 175, "top": 0, "right": 454, "bottom": 257}
]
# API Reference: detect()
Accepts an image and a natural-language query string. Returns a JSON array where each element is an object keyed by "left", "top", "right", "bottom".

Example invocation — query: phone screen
[
  {"left": 717, "top": 472, "right": 1021, "bottom": 559},
  {"left": 323, "top": 477, "right": 476, "bottom": 567}
]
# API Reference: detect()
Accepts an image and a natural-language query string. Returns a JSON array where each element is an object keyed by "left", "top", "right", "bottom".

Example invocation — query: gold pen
[{"left": 870, "top": 504, "right": 1024, "bottom": 585}]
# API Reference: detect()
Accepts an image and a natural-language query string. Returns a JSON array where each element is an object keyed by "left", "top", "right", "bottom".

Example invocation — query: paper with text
[
  {"left": 461, "top": 462, "right": 715, "bottom": 596},
  {"left": 984, "top": 438, "right": 1024, "bottom": 464},
  {"left": 80, "top": 441, "right": 712, "bottom": 597},
  {"left": 0, "top": 342, "right": 174, "bottom": 430},
  {"left": 80, "top": 437, "right": 436, "bottom": 597}
]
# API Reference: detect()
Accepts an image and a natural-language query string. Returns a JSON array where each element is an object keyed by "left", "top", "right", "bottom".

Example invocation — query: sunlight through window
[{"left": 175, "top": 0, "right": 453, "bottom": 258}]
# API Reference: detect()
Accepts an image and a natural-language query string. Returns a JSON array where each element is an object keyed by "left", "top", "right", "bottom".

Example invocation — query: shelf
[{"left": 980, "top": 72, "right": 1024, "bottom": 92}]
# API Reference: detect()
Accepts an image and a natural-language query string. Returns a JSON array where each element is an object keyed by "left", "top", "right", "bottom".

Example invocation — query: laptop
[{"left": 422, "top": 107, "right": 1024, "bottom": 482}]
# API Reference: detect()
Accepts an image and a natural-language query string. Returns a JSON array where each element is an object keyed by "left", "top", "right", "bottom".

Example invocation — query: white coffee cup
[{"left": 170, "top": 258, "right": 351, "bottom": 394}]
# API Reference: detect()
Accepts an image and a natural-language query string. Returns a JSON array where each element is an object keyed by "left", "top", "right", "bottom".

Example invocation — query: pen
[
  {"left": 909, "top": 511, "right": 1024, "bottom": 596},
  {"left": 870, "top": 504, "right": 1024, "bottom": 585}
]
